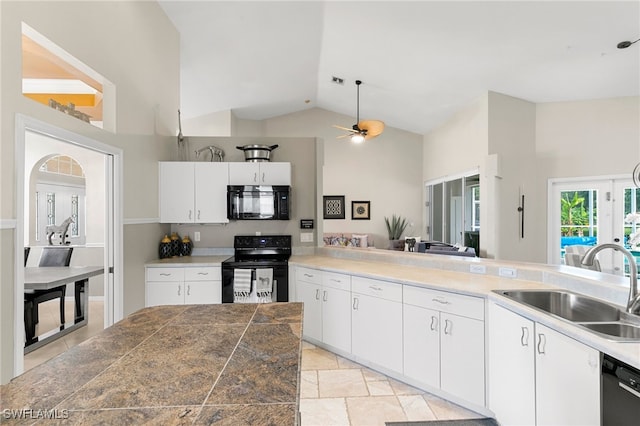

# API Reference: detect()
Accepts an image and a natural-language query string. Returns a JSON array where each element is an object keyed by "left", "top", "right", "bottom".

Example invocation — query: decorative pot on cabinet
[
  {"left": 170, "top": 232, "right": 181, "bottom": 257},
  {"left": 180, "top": 235, "right": 193, "bottom": 256},
  {"left": 159, "top": 235, "right": 172, "bottom": 259}
]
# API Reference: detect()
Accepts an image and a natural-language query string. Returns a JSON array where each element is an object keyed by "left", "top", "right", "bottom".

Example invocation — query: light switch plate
[
  {"left": 300, "top": 232, "right": 313, "bottom": 243},
  {"left": 194, "top": 232, "right": 200, "bottom": 242}
]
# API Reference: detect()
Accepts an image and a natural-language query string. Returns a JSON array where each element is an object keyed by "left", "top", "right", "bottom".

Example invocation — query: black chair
[{"left": 24, "top": 247, "right": 73, "bottom": 342}]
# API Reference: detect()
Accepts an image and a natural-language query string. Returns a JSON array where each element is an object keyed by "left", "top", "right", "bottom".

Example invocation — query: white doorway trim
[{"left": 14, "top": 114, "right": 123, "bottom": 376}]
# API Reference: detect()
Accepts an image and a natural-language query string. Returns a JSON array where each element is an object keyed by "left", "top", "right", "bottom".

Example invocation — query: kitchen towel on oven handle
[
  {"left": 255, "top": 268, "right": 273, "bottom": 302},
  {"left": 233, "top": 269, "right": 252, "bottom": 303}
]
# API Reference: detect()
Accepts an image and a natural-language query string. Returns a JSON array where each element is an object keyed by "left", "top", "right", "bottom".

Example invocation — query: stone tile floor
[
  {"left": 25, "top": 300, "right": 481, "bottom": 425},
  {"left": 299, "top": 342, "right": 480, "bottom": 425}
]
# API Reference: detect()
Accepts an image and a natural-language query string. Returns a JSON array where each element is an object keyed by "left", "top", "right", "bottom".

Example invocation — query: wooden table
[
  {"left": 24, "top": 266, "right": 104, "bottom": 354},
  {"left": 3, "top": 303, "right": 303, "bottom": 424}
]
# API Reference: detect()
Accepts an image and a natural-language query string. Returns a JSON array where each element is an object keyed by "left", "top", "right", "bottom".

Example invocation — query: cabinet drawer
[
  {"left": 352, "top": 276, "right": 402, "bottom": 303},
  {"left": 146, "top": 267, "right": 185, "bottom": 281},
  {"left": 323, "top": 272, "right": 351, "bottom": 290},
  {"left": 185, "top": 267, "right": 220, "bottom": 281},
  {"left": 404, "top": 285, "right": 484, "bottom": 320},
  {"left": 296, "top": 267, "right": 322, "bottom": 285}
]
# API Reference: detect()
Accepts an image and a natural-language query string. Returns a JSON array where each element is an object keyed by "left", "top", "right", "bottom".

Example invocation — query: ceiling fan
[{"left": 334, "top": 80, "right": 384, "bottom": 143}]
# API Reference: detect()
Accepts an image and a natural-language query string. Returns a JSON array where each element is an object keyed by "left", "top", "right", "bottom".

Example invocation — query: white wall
[
  {"left": 247, "top": 107, "right": 424, "bottom": 247},
  {"left": 0, "top": 1, "right": 178, "bottom": 383},
  {"left": 487, "top": 92, "right": 539, "bottom": 262},
  {"left": 423, "top": 94, "right": 491, "bottom": 255},
  {"left": 423, "top": 92, "right": 640, "bottom": 263},
  {"left": 536, "top": 97, "right": 640, "bottom": 179}
]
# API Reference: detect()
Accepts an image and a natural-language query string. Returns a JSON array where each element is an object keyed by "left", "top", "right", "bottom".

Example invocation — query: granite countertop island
[{"left": 1, "top": 303, "right": 303, "bottom": 425}]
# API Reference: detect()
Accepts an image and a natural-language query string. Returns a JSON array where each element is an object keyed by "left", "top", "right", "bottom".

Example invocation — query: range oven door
[{"left": 221, "top": 261, "right": 289, "bottom": 303}]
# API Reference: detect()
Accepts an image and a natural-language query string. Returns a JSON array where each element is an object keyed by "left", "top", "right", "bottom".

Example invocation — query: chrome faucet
[{"left": 581, "top": 243, "right": 640, "bottom": 315}]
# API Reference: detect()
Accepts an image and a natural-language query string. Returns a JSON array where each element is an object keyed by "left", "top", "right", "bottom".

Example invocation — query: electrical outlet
[
  {"left": 194, "top": 232, "right": 200, "bottom": 242},
  {"left": 469, "top": 264, "right": 486, "bottom": 274},
  {"left": 499, "top": 267, "right": 517, "bottom": 278},
  {"left": 300, "top": 232, "right": 314, "bottom": 243}
]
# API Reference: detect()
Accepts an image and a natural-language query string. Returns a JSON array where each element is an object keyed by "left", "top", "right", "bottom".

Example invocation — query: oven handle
[{"left": 620, "top": 382, "right": 640, "bottom": 399}]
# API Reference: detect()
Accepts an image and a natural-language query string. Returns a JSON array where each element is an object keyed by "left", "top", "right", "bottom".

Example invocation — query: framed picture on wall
[
  {"left": 323, "top": 195, "right": 345, "bottom": 219},
  {"left": 351, "top": 201, "right": 370, "bottom": 220}
]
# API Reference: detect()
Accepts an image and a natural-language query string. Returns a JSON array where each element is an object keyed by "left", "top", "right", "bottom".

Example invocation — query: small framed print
[
  {"left": 351, "top": 201, "right": 370, "bottom": 220},
  {"left": 323, "top": 195, "right": 345, "bottom": 219}
]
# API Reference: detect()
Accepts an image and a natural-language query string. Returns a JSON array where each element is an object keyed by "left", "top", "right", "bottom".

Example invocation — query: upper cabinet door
[
  {"left": 194, "top": 163, "right": 229, "bottom": 223},
  {"left": 159, "top": 162, "right": 195, "bottom": 223},
  {"left": 228, "top": 162, "right": 291, "bottom": 185},
  {"left": 260, "top": 162, "right": 291, "bottom": 185},
  {"left": 159, "top": 162, "right": 229, "bottom": 224}
]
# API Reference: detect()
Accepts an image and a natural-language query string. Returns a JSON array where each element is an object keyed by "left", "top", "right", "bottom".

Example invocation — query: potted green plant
[{"left": 385, "top": 214, "right": 408, "bottom": 250}]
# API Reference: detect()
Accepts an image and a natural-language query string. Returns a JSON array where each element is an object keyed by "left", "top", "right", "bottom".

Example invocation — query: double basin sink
[{"left": 495, "top": 289, "right": 640, "bottom": 342}]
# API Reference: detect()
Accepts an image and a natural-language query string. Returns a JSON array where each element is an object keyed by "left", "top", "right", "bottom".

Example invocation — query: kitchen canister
[
  {"left": 159, "top": 235, "right": 172, "bottom": 259},
  {"left": 180, "top": 235, "right": 193, "bottom": 256},
  {"left": 170, "top": 232, "right": 181, "bottom": 257}
]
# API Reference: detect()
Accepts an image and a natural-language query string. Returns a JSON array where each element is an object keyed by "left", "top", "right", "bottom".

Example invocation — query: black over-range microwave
[{"left": 227, "top": 185, "right": 290, "bottom": 220}]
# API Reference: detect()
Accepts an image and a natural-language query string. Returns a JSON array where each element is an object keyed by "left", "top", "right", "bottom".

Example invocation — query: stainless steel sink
[
  {"left": 579, "top": 322, "right": 640, "bottom": 341},
  {"left": 497, "top": 290, "right": 621, "bottom": 322},
  {"left": 495, "top": 289, "right": 640, "bottom": 342}
]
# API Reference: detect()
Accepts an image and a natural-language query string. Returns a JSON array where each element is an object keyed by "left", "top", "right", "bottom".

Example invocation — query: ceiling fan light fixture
[{"left": 351, "top": 134, "right": 365, "bottom": 144}]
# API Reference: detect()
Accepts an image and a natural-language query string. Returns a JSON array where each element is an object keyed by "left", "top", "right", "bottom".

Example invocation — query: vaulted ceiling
[{"left": 159, "top": 1, "right": 640, "bottom": 135}]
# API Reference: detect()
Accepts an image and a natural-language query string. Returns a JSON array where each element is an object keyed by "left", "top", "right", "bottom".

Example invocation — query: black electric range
[{"left": 221, "top": 235, "right": 291, "bottom": 303}]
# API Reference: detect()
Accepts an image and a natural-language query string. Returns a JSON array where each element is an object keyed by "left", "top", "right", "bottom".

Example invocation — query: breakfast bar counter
[{"left": 1, "top": 303, "right": 303, "bottom": 425}]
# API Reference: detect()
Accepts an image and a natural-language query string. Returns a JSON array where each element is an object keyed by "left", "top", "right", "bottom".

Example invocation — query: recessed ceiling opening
[{"left": 21, "top": 23, "right": 114, "bottom": 131}]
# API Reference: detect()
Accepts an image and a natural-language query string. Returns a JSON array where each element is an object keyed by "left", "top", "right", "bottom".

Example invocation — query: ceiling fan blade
[
  {"left": 333, "top": 124, "right": 356, "bottom": 132},
  {"left": 336, "top": 134, "right": 352, "bottom": 139},
  {"left": 358, "top": 120, "right": 385, "bottom": 139}
]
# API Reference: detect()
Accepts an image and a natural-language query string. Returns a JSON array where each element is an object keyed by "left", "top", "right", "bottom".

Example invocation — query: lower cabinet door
[
  {"left": 403, "top": 304, "right": 440, "bottom": 388},
  {"left": 352, "top": 292, "right": 403, "bottom": 373},
  {"left": 322, "top": 286, "right": 351, "bottom": 353},
  {"left": 440, "top": 312, "right": 485, "bottom": 407},
  {"left": 535, "top": 323, "right": 600, "bottom": 426},
  {"left": 184, "top": 280, "right": 220, "bottom": 304},
  {"left": 296, "top": 280, "right": 322, "bottom": 342},
  {"left": 488, "top": 303, "right": 536, "bottom": 425},
  {"left": 146, "top": 281, "right": 184, "bottom": 306}
]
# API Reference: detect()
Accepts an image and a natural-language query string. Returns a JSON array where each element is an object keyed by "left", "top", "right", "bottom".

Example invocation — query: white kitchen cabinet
[
  {"left": 321, "top": 272, "right": 351, "bottom": 353},
  {"left": 403, "top": 285, "right": 485, "bottom": 407},
  {"left": 488, "top": 302, "right": 536, "bottom": 425},
  {"left": 440, "top": 312, "right": 485, "bottom": 406},
  {"left": 295, "top": 267, "right": 351, "bottom": 353},
  {"left": 403, "top": 303, "right": 440, "bottom": 387},
  {"left": 159, "top": 162, "right": 229, "bottom": 223},
  {"left": 146, "top": 266, "right": 221, "bottom": 306},
  {"left": 535, "top": 323, "right": 600, "bottom": 426},
  {"left": 352, "top": 277, "right": 403, "bottom": 373},
  {"left": 228, "top": 162, "right": 291, "bottom": 185},
  {"left": 295, "top": 267, "right": 323, "bottom": 342},
  {"left": 488, "top": 303, "right": 600, "bottom": 426}
]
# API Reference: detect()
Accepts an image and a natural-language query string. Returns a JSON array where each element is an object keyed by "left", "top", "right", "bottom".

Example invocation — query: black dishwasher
[{"left": 602, "top": 354, "right": 640, "bottom": 425}]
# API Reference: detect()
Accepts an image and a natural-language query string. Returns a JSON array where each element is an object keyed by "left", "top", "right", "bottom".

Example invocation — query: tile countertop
[
  {"left": 289, "top": 254, "right": 640, "bottom": 370},
  {"left": 1, "top": 303, "right": 303, "bottom": 425}
]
